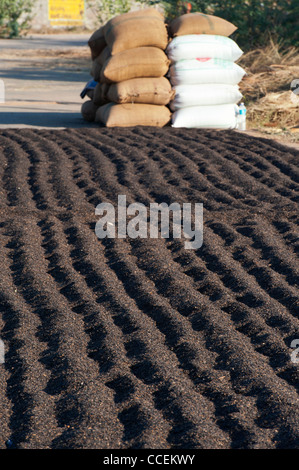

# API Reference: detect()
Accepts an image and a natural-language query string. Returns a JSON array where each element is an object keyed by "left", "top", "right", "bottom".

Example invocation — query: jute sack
[
  {"left": 101, "top": 47, "right": 170, "bottom": 83},
  {"left": 170, "top": 13, "right": 237, "bottom": 37},
  {"left": 90, "top": 60, "right": 102, "bottom": 82},
  {"left": 107, "top": 77, "right": 175, "bottom": 105},
  {"left": 86, "top": 88, "right": 94, "bottom": 100},
  {"left": 104, "top": 8, "right": 168, "bottom": 55},
  {"left": 81, "top": 100, "right": 98, "bottom": 122},
  {"left": 88, "top": 26, "right": 106, "bottom": 60},
  {"left": 90, "top": 47, "right": 111, "bottom": 81},
  {"left": 93, "top": 83, "right": 110, "bottom": 106},
  {"left": 95, "top": 103, "right": 171, "bottom": 127},
  {"left": 98, "top": 46, "right": 111, "bottom": 65}
]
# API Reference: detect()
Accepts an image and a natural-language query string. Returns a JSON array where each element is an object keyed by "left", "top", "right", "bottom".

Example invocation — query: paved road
[
  {"left": 0, "top": 34, "right": 95, "bottom": 129},
  {"left": 0, "top": 34, "right": 91, "bottom": 50}
]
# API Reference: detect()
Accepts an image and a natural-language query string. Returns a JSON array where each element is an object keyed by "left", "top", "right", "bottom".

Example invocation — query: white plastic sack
[
  {"left": 169, "top": 58, "right": 246, "bottom": 86},
  {"left": 166, "top": 35, "right": 243, "bottom": 62},
  {"left": 172, "top": 104, "right": 239, "bottom": 129},
  {"left": 170, "top": 84, "right": 242, "bottom": 110}
]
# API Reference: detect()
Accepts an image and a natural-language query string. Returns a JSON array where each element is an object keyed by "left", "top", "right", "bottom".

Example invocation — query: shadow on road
[
  {"left": 0, "top": 110, "right": 100, "bottom": 128},
  {"left": 0, "top": 67, "right": 89, "bottom": 83},
  {"left": 0, "top": 35, "right": 90, "bottom": 50}
]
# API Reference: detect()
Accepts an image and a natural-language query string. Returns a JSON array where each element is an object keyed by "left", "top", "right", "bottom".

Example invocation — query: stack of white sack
[{"left": 166, "top": 13, "right": 246, "bottom": 129}]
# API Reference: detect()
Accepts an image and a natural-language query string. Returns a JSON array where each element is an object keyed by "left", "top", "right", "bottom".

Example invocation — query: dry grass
[
  {"left": 238, "top": 40, "right": 299, "bottom": 138},
  {"left": 239, "top": 66, "right": 299, "bottom": 101},
  {"left": 238, "top": 40, "right": 299, "bottom": 100},
  {"left": 246, "top": 91, "right": 299, "bottom": 126},
  {"left": 239, "top": 39, "right": 299, "bottom": 73}
]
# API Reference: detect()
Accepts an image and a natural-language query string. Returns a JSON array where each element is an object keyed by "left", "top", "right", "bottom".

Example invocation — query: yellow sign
[{"left": 49, "top": 0, "right": 85, "bottom": 26}]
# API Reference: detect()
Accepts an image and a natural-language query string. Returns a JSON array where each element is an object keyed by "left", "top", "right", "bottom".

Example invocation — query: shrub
[
  {"left": 87, "top": 0, "right": 133, "bottom": 24},
  {"left": 0, "top": 0, "right": 34, "bottom": 38}
]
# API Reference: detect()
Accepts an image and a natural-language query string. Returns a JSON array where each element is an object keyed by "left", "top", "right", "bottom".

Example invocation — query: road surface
[{"left": 0, "top": 34, "right": 96, "bottom": 129}]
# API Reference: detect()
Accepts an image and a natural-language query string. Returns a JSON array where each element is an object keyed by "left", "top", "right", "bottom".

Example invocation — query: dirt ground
[
  {"left": 0, "top": 127, "right": 298, "bottom": 449},
  {"left": 0, "top": 36, "right": 298, "bottom": 450}
]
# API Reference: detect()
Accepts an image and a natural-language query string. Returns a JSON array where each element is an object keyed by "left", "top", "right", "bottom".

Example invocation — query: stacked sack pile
[
  {"left": 82, "top": 8, "right": 174, "bottom": 127},
  {"left": 81, "top": 25, "right": 107, "bottom": 122},
  {"left": 166, "top": 12, "right": 246, "bottom": 128}
]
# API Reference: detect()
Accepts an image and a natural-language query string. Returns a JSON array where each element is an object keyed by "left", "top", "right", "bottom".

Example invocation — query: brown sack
[
  {"left": 98, "top": 46, "right": 111, "bottom": 65},
  {"left": 86, "top": 88, "right": 94, "bottom": 100},
  {"left": 90, "top": 47, "right": 111, "bottom": 81},
  {"left": 107, "top": 77, "right": 175, "bottom": 105},
  {"left": 95, "top": 103, "right": 171, "bottom": 127},
  {"left": 170, "top": 13, "right": 237, "bottom": 37},
  {"left": 104, "top": 8, "right": 168, "bottom": 55},
  {"left": 81, "top": 100, "right": 98, "bottom": 122},
  {"left": 90, "top": 60, "right": 102, "bottom": 81},
  {"left": 88, "top": 26, "right": 106, "bottom": 60},
  {"left": 101, "top": 47, "right": 170, "bottom": 83},
  {"left": 93, "top": 82, "right": 110, "bottom": 106}
]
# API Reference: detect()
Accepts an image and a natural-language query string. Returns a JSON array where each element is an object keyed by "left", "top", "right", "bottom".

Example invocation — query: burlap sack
[
  {"left": 90, "top": 60, "right": 102, "bottom": 82},
  {"left": 90, "top": 47, "right": 111, "bottom": 81},
  {"left": 101, "top": 47, "right": 170, "bottom": 83},
  {"left": 86, "top": 89, "right": 94, "bottom": 100},
  {"left": 107, "top": 77, "right": 175, "bottom": 105},
  {"left": 104, "top": 8, "right": 168, "bottom": 55},
  {"left": 93, "top": 82, "right": 110, "bottom": 106},
  {"left": 88, "top": 26, "right": 107, "bottom": 60},
  {"left": 95, "top": 103, "right": 171, "bottom": 127},
  {"left": 169, "top": 13, "right": 237, "bottom": 37},
  {"left": 98, "top": 46, "right": 111, "bottom": 65},
  {"left": 81, "top": 100, "right": 98, "bottom": 122}
]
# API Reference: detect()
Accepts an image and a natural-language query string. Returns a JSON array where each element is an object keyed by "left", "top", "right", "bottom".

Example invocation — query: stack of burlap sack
[
  {"left": 167, "top": 13, "right": 246, "bottom": 128},
  {"left": 82, "top": 8, "right": 174, "bottom": 127}
]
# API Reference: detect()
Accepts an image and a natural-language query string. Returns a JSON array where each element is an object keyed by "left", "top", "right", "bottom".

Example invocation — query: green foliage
[
  {"left": 87, "top": 0, "right": 133, "bottom": 24},
  {"left": 145, "top": 1, "right": 192, "bottom": 20},
  {"left": 0, "top": 0, "right": 34, "bottom": 38},
  {"left": 145, "top": 0, "right": 299, "bottom": 49}
]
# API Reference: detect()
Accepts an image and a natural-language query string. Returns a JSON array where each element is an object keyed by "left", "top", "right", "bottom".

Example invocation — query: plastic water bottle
[{"left": 238, "top": 102, "right": 246, "bottom": 130}]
